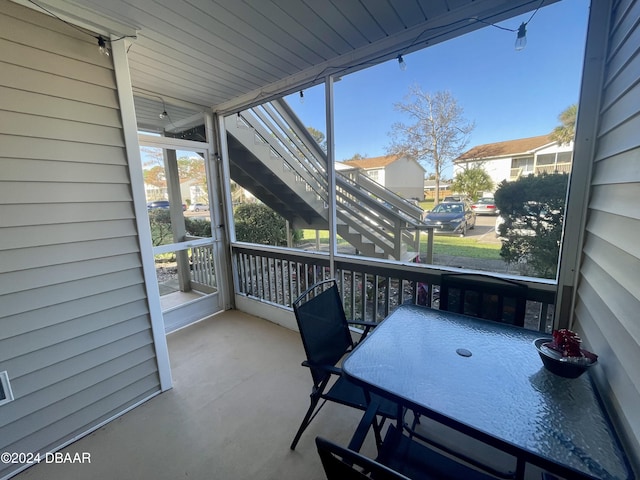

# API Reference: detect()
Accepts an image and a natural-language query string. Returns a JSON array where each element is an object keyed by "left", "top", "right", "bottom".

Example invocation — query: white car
[{"left": 189, "top": 203, "right": 210, "bottom": 212}]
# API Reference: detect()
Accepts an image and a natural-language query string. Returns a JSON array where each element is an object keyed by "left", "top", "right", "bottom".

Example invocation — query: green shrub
[
  {"left": 234, "top": 203, "right": 301, "bottom": 245},
  {"left": 494, "top": 173, "right": 568, "bottom": 278}
]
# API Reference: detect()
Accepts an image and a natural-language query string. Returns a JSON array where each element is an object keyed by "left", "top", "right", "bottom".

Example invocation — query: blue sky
[{"left": 285, "top": 0, "right": 590, "bottom": 178}]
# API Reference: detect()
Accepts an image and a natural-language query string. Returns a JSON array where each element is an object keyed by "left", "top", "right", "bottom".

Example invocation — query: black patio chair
[
  {"left": 290, "top": 279, "right": 398, "bottom": 450},
  {"left": 316, "top": 436, "right": 411, "bottom": 480},
  {"left": 316, "top": 400, "right": 498, "bottom": 480},
  {"left": 439, "top": 273, "right": 528, "bottom": 327}
]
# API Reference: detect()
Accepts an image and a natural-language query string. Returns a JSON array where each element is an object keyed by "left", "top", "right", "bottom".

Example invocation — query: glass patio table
[{"left": 342, "top": 304, "right": 634, "bottom": 480}]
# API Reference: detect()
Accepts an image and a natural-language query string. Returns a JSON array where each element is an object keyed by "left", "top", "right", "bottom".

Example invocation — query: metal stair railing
[{"left": 229, "top": 99, "right": 424, "bottom": 260}]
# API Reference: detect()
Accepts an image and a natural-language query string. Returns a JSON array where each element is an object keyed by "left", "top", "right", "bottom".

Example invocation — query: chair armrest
[
  {"left": 347, "top": 320, "right": 378, "bottom": 341},
  {"left": 301, "top": 360, "right": 341, "bottom": 376}
]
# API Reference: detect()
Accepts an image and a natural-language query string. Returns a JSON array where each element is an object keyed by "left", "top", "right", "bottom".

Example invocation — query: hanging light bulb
[
  {"left": 397, "top": 54, "right": 407, "bottom": 71},
  {"left": 97, "top": 36, "right": 110, "bottom": 56},
  {"left": 299, "top": 90, "right": 305, "bottom": 104},
  {"left": 515, "top": 22, "right": 527, "bottom": 51},
  {"left": 159, "top": 110, "right": 168, "bottom": 119}
]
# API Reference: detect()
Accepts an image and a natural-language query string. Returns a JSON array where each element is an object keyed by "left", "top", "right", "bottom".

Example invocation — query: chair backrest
[
  {"left": 439, "top": 273, "right": 528, "bottom": 327},
  {"left": 293, "top": 279, "right": 354, "bottom": 385},
  {"left": 316, "top": 437, "right": 411, "bottom": 480}
]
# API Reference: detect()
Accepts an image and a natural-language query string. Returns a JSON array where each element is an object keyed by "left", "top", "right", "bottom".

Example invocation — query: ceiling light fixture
[
  {"left": 515, "top": 22, "right": 527, "bottom": 51},
  {"left": 397, "top": 54, "right": 407, "bottom": 71}
]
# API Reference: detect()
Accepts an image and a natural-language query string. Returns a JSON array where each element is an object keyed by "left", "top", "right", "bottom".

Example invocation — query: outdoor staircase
[{"left": 225, "top": 99, "right": 424, "bottom": 260}]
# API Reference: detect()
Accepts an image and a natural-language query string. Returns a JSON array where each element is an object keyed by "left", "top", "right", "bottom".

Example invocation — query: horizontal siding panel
[
  {"left": 0, "top": 61, "right": 118, "bottom": 109},
  {"left": 1, "top": 363, "right": 159, "bottom": 449},
  {"left": 0, "top": 202, "right": 134, "bottom": 228},
  {"left": 600, "top": 49, "right": 640, "bottom": 114},
  {"left": 0, "top": 37, "right": 115, "bottom": 89},
  {"left": 6, "top": 322, "right": 154, "bottom": 384},
  {"left": 0, "top": 85, "right": 122, "bottom": 129},
  {"left": 0, "top": 236, "right": 141, "bottom": 275},
  {"left": 0, "top": 182, "right": 132, "bottom": 205},
  {"left": 0, "top": 252, "right": 142, "bottom": 295},
  {"left": 0, "top": 4, "right": 111, "bottom": 69},
  {"left": 0, "top": 288, "right": 148, "bottom": 340},
  {"left": 573, "top": 296, "right": 640, "bottom": 456},
  {"left": 0, "top": 134, "right": 127, "bottom": 165},
  {"left": 0, "top": 219, "right": 138, "bottom": 250},
  {"left": 1, "top": 158, "right": 131, "bottom": 183},
  {"left": 1, "top": 269, "right": 144, "bottom": 318},
  {"left": 583, "top": 234, "right": 640, "bottom": 309},
  {"left": 0, "top": 158, "right": 129, "bottom": 184},
  {"left": 595, "top": 112, "right": 640, "bottom": 162},
  {"left": 598, "top": 80, "right": 640, "bottom": 136},
  {"left": 0, "top": 110, "right": 124, "bottom": 146},
  {"left": 585, "top": 210, "right": 640, "bottom": 258},
  {"left": 589, "top": 183, "right": 640, "bottom": 220},
  {"left": 575, "top": 280, "right": 640, "bottom": 401},
  {"left": 3, "top": 346, "right": 157, "bottom": 425},
  {"left": 2, "top": 375, "right": 159, "bottom": 473},
  {"left": 0, "top": 300, "right": 149, "bottom": 358},
  {"left": 580, "top": 251, "right": 640, "bottom": 345},
  {"left": 591, "top": 148, "right": 640, "bottom": 185},
  {"left": 603, "top": 4, "right": 640, "bottom": 90}
]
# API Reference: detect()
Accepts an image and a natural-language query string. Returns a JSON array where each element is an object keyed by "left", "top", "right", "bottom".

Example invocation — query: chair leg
[{"left": 290, "top": 394, "right": 322, "bottom": 450}]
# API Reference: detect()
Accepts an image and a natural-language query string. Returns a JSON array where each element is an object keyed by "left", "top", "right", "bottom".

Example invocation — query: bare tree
[{"left": 388, "top": 86, "right": 474, "bottom": 205}]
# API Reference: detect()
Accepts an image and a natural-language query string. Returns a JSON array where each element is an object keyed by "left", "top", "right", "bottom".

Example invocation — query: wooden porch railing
[{"left": 231, "top": 243, "right": 556, "bottom": 332}]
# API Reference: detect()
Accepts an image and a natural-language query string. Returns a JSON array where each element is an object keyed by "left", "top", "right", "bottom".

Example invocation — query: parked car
[
  {"left": 442, "top": 195, "right": 470, "bottom": 203},
  {"left": 422, "top": 201, "right": 476, "bottom": 237},
  {"left": 189, "top": 203, "right": 210, "bottom": 212},
  {"left": 147, "top": 200, "right": 170, "bottom": 209},
  {"left": 471, "top": 197, "right": 499, "bottom": 215}
]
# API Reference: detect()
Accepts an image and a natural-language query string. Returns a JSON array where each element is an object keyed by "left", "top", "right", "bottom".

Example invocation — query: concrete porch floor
[
  {"left": 15, "top": 309, "right": 548, "bottom": 480},
  {"left": 15, "top": 310, "right": 377, "bottom": 480}
]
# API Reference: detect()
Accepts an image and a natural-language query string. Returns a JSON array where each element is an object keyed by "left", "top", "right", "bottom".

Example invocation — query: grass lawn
[
  {"left": 299, "top": 229, "right": 502, "bottom": 260},
  {"left": 429, "top": 235, "right": 501, "bottom": 259}
]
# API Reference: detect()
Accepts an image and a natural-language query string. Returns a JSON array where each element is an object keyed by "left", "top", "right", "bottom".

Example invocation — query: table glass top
[{"left": 342, "top": 304, "right": 631, "bottom": 480}]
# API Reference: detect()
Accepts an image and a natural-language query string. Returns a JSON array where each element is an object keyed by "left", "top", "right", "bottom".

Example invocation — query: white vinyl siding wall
[
  {"left": 574, "top": 0, "right": 640, "bottom": 470},
  {"left": 0, "top": 3, "right": 160, "bottom": 478}
]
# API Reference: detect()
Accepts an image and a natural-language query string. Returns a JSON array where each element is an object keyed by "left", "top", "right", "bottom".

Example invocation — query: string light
[
  {"left": 397, "top": 54, "right": 407, "bottom": 71},
  {"left": 515, "top": 22, "right": 527, "bottom": 51},
  {"left": 299, "top": 90, "right": 304, "bottom": 104},
  {"left": 97, "top": 36, "right": 110, "bottom": 56}
]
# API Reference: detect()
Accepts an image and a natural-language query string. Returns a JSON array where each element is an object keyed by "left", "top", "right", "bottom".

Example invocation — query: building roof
[
  {"left": 456, "top": 134, "right": 555, "bottom": 162},
  {"left": 342, "top": 154, "right": 402, "bottom": 169}
]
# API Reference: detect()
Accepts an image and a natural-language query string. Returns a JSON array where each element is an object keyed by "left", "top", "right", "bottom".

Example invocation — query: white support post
[
  {"left": 554, "top": 0, "right": 610, "bottom": 329},
  {"left": 325, "top": 77, "right": 336, "bottom": 277},
  {"left": 110, "top": 36, "right": 173, "bottom": 391}
]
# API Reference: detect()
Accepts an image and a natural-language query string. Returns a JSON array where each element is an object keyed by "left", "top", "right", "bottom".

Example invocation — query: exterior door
[{"left": 139, "top": 135, "right": 225, "bottom": 332}]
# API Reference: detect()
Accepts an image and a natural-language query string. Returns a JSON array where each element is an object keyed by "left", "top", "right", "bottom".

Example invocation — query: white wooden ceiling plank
[
  {"left": 128, "top": 42, "right": 262, "bottom": 93},
  {"left": 303, "top": 0, "right": 369, "bottom": 49},
  {"left": 129, "top": 52, "right": 242, "bottom": 98},
  {"left": 266, "top": 0, "right": 352, "bottom": 54},
  {"left": 328, "top": 0, "right": 387, "bottom": 44},
  {"left": 360, "top": 0, "right": 409, "bottom": 34},
  {"left": 152, "top": 0, "right": 304, "bottom": 74},
  {"left": 130, "top": 33, "right": 269, "bottom": 86},
  {"left": 248, "top": 0, "right": 338, "bottom": 60},
  {"left": 124, "top": 0, "right": 287, "bottom": 81},
  {"left": 393, "top": 0, "right": 428, "bottom": 28},
  {"left": 182, "top": 0, "right": 315, "bottom": 70}
]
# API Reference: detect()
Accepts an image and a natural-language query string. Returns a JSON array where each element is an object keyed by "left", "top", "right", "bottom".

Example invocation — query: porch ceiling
[{"left": 17, "top": 0, "right": 557, "bottom": 128}]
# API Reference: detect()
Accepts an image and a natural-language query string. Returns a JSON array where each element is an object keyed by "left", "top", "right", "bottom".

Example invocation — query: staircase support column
[{"left": 325, "top": 76, "right": 337, "bottom": 276}]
